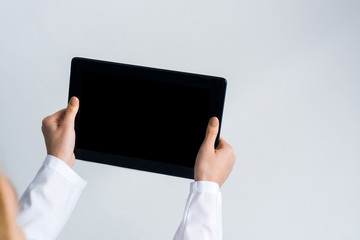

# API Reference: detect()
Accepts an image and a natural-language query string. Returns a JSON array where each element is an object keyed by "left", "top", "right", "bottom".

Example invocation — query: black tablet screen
[{"left": 77, "top": 71, "right": 212, "bottom": 168}]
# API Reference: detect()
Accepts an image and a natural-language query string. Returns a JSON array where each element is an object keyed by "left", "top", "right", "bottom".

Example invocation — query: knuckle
[
  {"left": 232, "top": 155, "right": 237, "bottom": 164},
  {"left": 42, "top": 117, "right": 50, "bottom": 126},
  {"left": 207, "top": 128, "right": 217, "bottom": 136},
  {"left": 42, "top": 115, "right": 55, "bottom": 131},
  {"left": 228, "top": 146, "right": 234, "bottom": 154},
  {"left": 67, "top": 106, "right": 75, "bottom": 113}
]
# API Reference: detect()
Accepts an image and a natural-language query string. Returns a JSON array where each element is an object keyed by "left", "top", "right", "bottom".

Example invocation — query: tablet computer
[{"left": 69, "top": 57, "right": 227, "bottom": 179}]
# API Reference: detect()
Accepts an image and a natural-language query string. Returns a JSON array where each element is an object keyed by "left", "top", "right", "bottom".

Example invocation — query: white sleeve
[
  {"left": 17, "top": 155, "right": 87, "bottom": 240},
  {"left": 174, "top": 181, "right": 222, "bottom": 240}
]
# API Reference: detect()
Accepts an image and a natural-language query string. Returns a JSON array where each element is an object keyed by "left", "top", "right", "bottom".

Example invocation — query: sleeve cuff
[
  {"left": 190, "top": 181, "right": 220, "bottom": 194},
  {"left": 43, "top": 155, "right": 87, "bottom": 189}
]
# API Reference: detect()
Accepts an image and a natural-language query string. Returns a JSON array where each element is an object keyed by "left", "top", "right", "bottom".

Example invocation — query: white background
[{"left": 0, "top": 0, "right": 359, "bottom": 239}]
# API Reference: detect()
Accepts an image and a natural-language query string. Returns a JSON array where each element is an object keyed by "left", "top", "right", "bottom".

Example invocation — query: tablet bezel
[{"left": 68, "top": 57, "right": 227, "bottom": 179}]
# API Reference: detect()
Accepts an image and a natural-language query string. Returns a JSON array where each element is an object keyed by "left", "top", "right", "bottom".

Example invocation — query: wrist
[{"left": 194, "top": 173, "right": 222, "bottom": 187}]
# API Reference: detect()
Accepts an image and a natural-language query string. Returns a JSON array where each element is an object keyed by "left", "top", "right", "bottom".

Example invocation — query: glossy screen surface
[{"left": 77, "top": 71, "right": 212, "bottom": 168}]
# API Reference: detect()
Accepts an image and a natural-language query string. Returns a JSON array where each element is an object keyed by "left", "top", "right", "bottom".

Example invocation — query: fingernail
[
  {"left": 70, "top": 97, "right": 78, "bottom": 106},
  {"left": 210, "top": 117, "right": 218, "bottom": 127}
]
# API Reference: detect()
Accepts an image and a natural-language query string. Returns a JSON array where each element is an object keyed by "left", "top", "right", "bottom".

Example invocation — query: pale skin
[
  {"left": 195, "top": 117, "right": 236, "bottom": 187},
  {"left": 0, "top": 96, "right": 236, "bottom": 239},
  {"left": 0, "top": 174, "right": 26, "bottom": 240}
]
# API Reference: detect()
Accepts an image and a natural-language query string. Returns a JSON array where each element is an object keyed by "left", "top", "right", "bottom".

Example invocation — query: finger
[
  {"left": 63, "top": 96, "right": 79, "bottom": 127},
  {"left": 202, "top": 117, "right": 219, "bottom": 148},
  {"left": 52, "top": 108, "right": 66, "bottom": 121},
  {"left": 42, "top": 108, "right": 66, "bottom": 131},
  {"left": 216, "top": 137, "right": 228, "bottom": 149},
  {"left": 216, "top": 137, "right": 234, "bottom": 155}
]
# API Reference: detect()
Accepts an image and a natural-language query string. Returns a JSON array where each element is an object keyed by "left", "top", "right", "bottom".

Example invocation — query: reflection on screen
[{"left": 77, "top": 72, "right": 212, "bottom": 168}]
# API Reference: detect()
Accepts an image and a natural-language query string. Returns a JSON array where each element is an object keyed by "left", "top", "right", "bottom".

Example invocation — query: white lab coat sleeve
[
  {"left": 173, "top": 181, "right": 222, "bottom": 240},
  {"left": 17, "top": 155, "right": 87, "bottom": 240}
]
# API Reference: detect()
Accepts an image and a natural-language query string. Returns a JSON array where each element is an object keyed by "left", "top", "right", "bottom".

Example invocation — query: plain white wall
[{"left": 0, "top": 0, "right": 359, "bottom": 239}]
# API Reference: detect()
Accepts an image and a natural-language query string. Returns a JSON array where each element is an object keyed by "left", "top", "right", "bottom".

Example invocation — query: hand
[
  {"left": 194, "top": 117, "right": 236, "bottom": 187},
  {"left": 0, "top": 173, "right": 27, "bottom": 240},
  {"left": 41, "top": 97, "right": 79, "bottom": 168}
]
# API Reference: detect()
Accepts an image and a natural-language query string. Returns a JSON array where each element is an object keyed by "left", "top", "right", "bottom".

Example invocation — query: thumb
[
  {"left": 202, "top": 117, "right": 219, "bottom": 148},
  {"left": 63, "top": 96, "right": 79, "bottom": 126}
]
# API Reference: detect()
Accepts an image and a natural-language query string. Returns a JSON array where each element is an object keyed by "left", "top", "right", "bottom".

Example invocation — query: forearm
[
  {"left": 17, "top": 155, "right": 86, "bottom": 240},
  {"left": 174, "top": 181, "right": 222, "bottom": 240}
]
